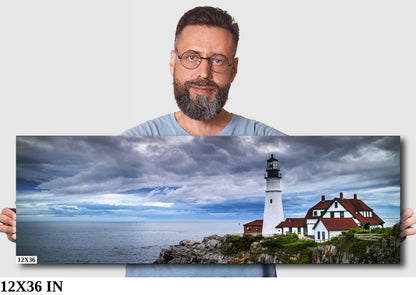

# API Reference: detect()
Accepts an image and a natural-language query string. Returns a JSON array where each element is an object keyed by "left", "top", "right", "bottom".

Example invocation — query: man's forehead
[{"left": 175, "top": 25, "right": 235, "bottom": 55}]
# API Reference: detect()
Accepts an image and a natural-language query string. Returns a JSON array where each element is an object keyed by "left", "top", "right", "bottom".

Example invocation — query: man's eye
[
  {"left": 213, "top": 58, "right": 224, "bottom": 65},
  {"left": 186, "top": 54, "right": 198, "bottom": 61},
  {"left": 212, "top": 56, "right": 227, "bottom": 65}
]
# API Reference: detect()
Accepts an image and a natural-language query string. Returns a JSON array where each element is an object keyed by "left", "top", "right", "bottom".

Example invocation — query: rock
[
  {"left": 155, "top": 228, "right": 400, "bottom": 264},
  {"left": 223, "top": 242, "right": 233, "bottom": 252},
  {"left": 154, "top": 235, "right": 231, "bottom": 264},
  {"left": 312, "top": 234, "right": 400, "bottom": 264},
  {"left": 250, "top": 242, "right": 259, "bottom": 253},
  {"left": 256, "top": 254, "right": 275, "bottom": 264}
]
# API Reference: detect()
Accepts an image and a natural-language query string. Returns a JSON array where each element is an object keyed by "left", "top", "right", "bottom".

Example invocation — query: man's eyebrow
[
  {"left": 183, "top": 49, "right": 229, "bottom": 58},
  {"left": 185, "top": 49, "right": 200, "bottom": 54}
]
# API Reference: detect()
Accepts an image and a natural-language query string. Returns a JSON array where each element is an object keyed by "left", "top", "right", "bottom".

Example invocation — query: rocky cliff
[
  {"left": 154, "top": 227, "right": 401, "bottom": 264},
  {"left": 154, "top": 234, "right": 315, "bottom": 264},
  {"left": 154, "top": 235, "right": 231, "bottom": 264},
  {"left": 313, "top": 234, "right": 400, "bottom": 264}
]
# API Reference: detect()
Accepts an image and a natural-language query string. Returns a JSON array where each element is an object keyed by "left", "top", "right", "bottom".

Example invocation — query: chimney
[
  {"left": 354, "top": 194, "right": 357, "bottom": 199},
  {"left": 321, "top": 195, "right": 325, "bottom": 201},
  {"left": 340, "top": 192, "right": 343, "bottom": 199}
]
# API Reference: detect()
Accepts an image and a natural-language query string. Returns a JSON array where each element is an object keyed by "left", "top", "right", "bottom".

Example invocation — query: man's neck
[{"left": 174, "top": 109, "right": 232, "bottom": 135}]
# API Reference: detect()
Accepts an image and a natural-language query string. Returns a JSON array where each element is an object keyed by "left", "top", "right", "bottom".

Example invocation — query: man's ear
[
  {"left": 169, "top": 50, "right": 176, "bottom": 76},
  {"left": 230, "top": 57, "right": 238, "bottom": 83}
]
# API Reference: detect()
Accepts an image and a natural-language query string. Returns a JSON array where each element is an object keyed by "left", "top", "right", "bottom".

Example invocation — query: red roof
[
  {"left": 317, "top": 218, "right": 360, "bottom": 231},
  {"left": 244, "top": 220, "right": 263, "bottom": 226},
  {"left": 336, "top": 198, "right": 384, "bottom": 225},
  {"left": 276, "top": 218, "right": 307, "bottom": 228},
  {"left": 305, "top": 200, "right": 332, "bottom": 218},
  {"left": 304, "top": 195, "right": 384, "bottom": 226}
]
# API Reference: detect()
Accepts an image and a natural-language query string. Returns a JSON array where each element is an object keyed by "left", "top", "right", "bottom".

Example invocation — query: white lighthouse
[{"left": 262, "top": 154, "right": 284, "bottom": 236}]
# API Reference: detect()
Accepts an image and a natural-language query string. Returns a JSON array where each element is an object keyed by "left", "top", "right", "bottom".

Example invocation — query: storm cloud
[{"left": 16, "top": 136, "right": 400, "bottom": 221}]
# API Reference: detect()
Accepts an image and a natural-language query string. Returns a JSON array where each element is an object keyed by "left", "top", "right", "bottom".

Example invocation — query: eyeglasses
[{"left": 175, "top": 49, "right": 234, "bottom": 73}]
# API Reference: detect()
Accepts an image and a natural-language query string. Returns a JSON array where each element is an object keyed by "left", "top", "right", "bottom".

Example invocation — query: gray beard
[{"left": 173, "top": 78, "right": 230, "bottom": 121}]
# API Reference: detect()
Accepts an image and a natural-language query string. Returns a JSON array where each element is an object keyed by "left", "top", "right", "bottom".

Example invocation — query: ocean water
[
  {"left": 17, "top": 218, "right": 399, "bottom": 264},
  {"left": 16, "top": 221, "right": 245, "bottom": 264}
]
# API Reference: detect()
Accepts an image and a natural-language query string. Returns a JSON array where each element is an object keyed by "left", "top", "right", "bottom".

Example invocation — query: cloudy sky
[{"left": 16, "top": 136, "right": 400, "bottom": 222}]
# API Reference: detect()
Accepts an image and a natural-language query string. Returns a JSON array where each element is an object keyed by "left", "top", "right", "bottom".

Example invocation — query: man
[
  {"left": 1, "top": 6, "right": 416, "bottom": 277},
  {"left": 122, "top": 6, "right": 284, "bottom": 137}
]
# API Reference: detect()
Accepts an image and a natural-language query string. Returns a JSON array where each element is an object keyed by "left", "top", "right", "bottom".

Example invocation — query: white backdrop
[{"left": 1, "top": 0, "right": 415, "bottom": 278}]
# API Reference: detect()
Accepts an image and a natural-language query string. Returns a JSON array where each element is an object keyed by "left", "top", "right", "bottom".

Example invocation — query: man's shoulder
[
  {"left": 221, "top": 114, "right": 286, "bottom": 136},
  {"left": 122, "top": 114, "right": 174, "bottom": 136}
]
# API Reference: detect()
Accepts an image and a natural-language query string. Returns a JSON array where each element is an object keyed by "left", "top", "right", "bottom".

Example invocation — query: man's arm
[{"left": 0, "top": 208, "right": 16, "bottom": 243}]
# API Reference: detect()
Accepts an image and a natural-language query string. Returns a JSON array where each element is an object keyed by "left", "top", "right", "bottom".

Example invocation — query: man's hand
[
  {"left": 401, "top": 208, "right": 416, "bottom": 239},
  {"left": 0, "top": 208, "right": 16, "bottom": 243}
]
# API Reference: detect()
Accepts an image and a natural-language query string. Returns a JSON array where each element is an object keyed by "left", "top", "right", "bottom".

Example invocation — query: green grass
[{"left": 224, "top": 234, "right": 318, "bottom": 264}]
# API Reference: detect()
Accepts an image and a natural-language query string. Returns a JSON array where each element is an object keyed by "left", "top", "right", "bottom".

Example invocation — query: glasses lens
[
  {"left": 210, "top": 55, "right": 229, "bottom": 73},
  {"left": 178, "top": 50, "right": 232, "bottom": 73},
  {"left": 181, "top": 51, "right": 200, "bottom": 69}
]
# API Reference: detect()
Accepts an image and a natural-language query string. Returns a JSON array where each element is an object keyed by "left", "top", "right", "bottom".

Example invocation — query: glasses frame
[{"left": 175, "top": 48, "right": 234, "bottom": 73}]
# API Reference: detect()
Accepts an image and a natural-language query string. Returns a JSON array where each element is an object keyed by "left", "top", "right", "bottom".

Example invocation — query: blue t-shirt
[
  {"left": 124, "top": 113, "right": 284, "bottom": 277},
  {"left": 122, "top": 113, "right": 285, "bottom": 136}
]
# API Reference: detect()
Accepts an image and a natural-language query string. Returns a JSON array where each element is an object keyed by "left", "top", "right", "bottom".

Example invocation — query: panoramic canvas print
[{"left": 16, "top": 136, "right": 401, "bottom": 264}]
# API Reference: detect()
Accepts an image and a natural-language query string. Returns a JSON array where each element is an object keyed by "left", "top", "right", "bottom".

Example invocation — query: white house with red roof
[
  {"left": 276, "top": 192, "right": 384, "bottom": 242},
  {"left": 275, "top": 218, "right": 307, "bottom": 237},
  {"left": 243, "top": 156, "right": 384, "bottom": 242},
  {"left": 310, "top": 192, "right": 384, "bottom": 242}
]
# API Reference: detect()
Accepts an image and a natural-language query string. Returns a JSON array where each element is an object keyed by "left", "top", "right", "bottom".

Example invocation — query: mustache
[{"left": 184, "top": 79, "right": 219, "bottom": 90}]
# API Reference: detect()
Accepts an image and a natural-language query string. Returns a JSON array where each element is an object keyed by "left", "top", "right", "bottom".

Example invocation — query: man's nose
[{"left": 196, "top": 58, "right": 213, "bottom": 79}]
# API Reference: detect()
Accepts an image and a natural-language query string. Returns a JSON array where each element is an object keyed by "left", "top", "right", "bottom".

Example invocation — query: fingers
[
  {"left": 401, "top": 227, "right": 416, "bottom": 239},
  {"left": 1, "top": 208, "right": 17, "bottom": 242},
  {"left": 400, "top": 208, "right": 416, "bottom": 239},
  {"left": 0, "top": 224, "right": 16, "bottom": 243},
  {"left": 7, "top": 233, "right": 16, "bottom": 243},
  {"left": 2, "top": 208, "right": 17, "bottom": 217},
  {"left": 0, "top": 208, "right": 17, "bottom": 226},
  {"left": 0, "top": 224, "right": 16, "bottom": 234},
  {"left": 401, "top": 208, "right": 414, "bottom": 222},
  {"left": 401, "top": 216, "right": 416, "bottom": 230}
]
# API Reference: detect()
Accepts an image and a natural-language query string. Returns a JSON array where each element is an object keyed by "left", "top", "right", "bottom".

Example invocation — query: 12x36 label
[
  {"left": 16, "top": 256, "right": 37, "bottom": 264},
  {"left": 1, "top": 281, "right": 63, "bottom": 293}
]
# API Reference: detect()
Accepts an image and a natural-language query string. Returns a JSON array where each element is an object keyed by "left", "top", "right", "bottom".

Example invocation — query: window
[
  {"left": 313, "top": 211, "right": 318, "bottom": 216},
  {"left": 330, "top": 212, "right": 335, "bottom": 218},
  {"left": 335, "top": 202, "right": 338, "bottom": 208},
  {"left": 270, "top": 199, "right": 273, "bottom": 204},
  {"left": 317, "top": 232, "right": 321, "bottom": 240},
  {"left": 340, "top": 212, "right": 344, "bottom": 218},
  {"left": 322, "top": 232, "right": 326, "bottom": 241},
  {"left": 247, "top": 227, "right": 251, "bottom": 232},
  {"left": 255, "top": 227, "right": 259, "bottom": 232}
]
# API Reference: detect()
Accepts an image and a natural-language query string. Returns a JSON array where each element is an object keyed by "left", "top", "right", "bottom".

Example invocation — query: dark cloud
[{"left": 16, "top": 136, "right": 400, "bottom": 221}]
